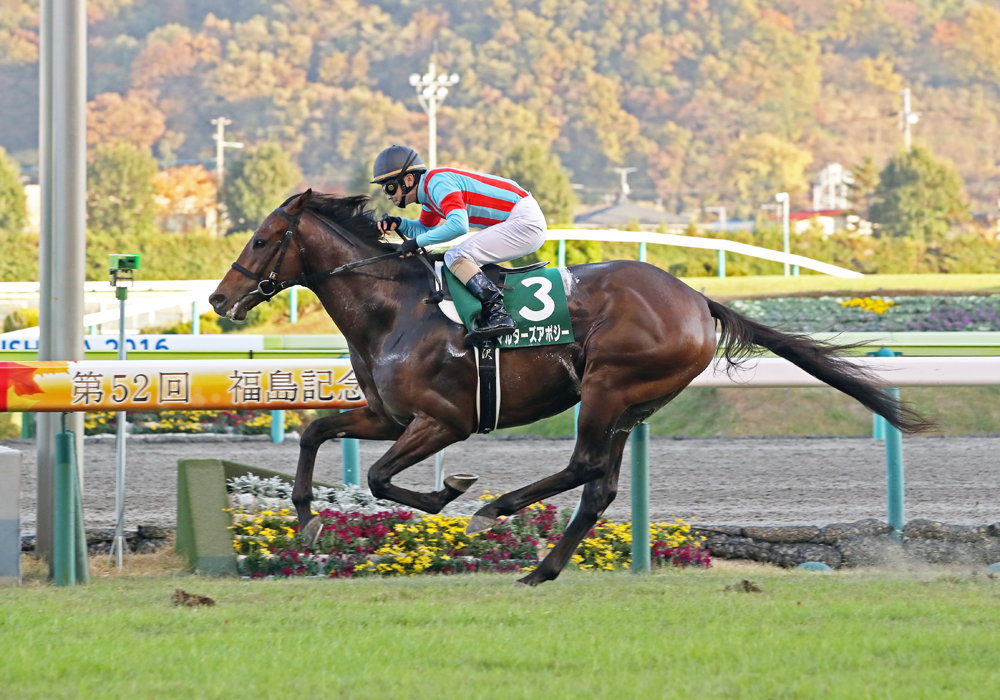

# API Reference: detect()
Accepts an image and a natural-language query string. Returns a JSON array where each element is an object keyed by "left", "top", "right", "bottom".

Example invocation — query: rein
[{"left": 230, "top": 206, "right": 405, "bottom": 300}]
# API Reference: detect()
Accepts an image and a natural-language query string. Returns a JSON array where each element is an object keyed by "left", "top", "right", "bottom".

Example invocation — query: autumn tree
[
  {"left": 87, "top": 91, "right": 167, "bottom": 150},
  {"left": 497, "top": 142, "right": 577, "bottom": 225},
  {"left": 728, "top": 133, "right": 813, "bottom": 205},
  {"left": 223, "top": 143, "right": 302, "bottom": 230},
  {"left": 868, "top": 147, "right": 970, "bottom": 241},
  {"left": 87, "top": 141, "right": 158, "bottom": 235},
  {"left": 0, "top": 146, "right": 26, "bottom": 232}
]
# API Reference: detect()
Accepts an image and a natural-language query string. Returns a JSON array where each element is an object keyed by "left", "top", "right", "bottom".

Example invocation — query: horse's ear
[{"left": 286, "top": 189, "right": 313, "bottom": 215}]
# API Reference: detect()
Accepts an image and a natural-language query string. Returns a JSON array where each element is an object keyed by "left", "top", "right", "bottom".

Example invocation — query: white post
[
  {"left": 899, "top": 87, "right": 920, "bottom": 153},
  {"left": 0, "top": 447, "right": 22, "bottom": 586},
  {"left": 37, "top": 0, "right": 87, "bottom": 567},
  {"left": 776, "top": 193, "right": 790, "bottom": 277}
]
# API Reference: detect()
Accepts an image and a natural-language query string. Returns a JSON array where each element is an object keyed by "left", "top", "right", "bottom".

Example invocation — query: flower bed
[
  {"left": 226, "top": 475, "right": 710, "bottom": 578},
  {"left": 731, "top": 295, "right": 1000, "bottom": 333},
  {"left": 84, "top": 409, "right": 301, "bottom": 435}
]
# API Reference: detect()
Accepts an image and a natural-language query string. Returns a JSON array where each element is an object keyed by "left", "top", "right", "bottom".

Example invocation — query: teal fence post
[
  {"left": 792, "top": 265, "right": 800, "bottom": 277},
  {"left": 873, "top": 348, "right": 904, "bottom": 540},
  {"left": 717, "top": 249, "right": 726, "bottom": 278},
  {"left": 638, "top": 241, "right": 647, "bottom": 264},
  {"left": 270, "top": 410, "right": 285, "bottom": 444},
  {"left": 630, "top": 422, "right": 651, "bottom": 573},
  {"left": 343, "top": 439, "right": 360, "bottom": 486},
  {"left": 289, "top": 287, "right": 298, "bottom": 325},
  {"left": 21, "top": 412, "right": 36, "bottom": 439},
  {"left": 557, "top": 239, "right": 566, "bottom": 267},
  {"left": 53, "top": 418, "right": 76, "bottom": 586},
  {"left": 884, "top": 386, "right": 904, "bottom": 541},
  {"left": 872, "top": 413, "right": 885, "bottom": 440},
  {"left": 191, "top": 301, "right": 200, "bottom": 334}
]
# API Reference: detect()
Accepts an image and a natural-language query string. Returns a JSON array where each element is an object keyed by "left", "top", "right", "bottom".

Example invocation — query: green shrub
[{"left": 3, "top": 307, "right": 38, "bottom": 332}]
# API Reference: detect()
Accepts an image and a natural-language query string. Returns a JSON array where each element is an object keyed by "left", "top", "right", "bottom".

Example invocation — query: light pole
[
  {"left": 705, "top": 206, "right": 727, "bottom": 278},
  {"left": 775, "top": 192, "right": 791, "bottom": 277},
  {"left": 898, "top": 88, "right": 920, "bottom": 153},
  {"left": 409, "top": 55, "right": 459, "bottom": 169}
]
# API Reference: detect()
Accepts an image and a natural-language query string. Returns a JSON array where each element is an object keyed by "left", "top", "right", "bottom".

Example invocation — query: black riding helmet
[{"left": 372, "top": 145, "right": 427, "bottom": 208}]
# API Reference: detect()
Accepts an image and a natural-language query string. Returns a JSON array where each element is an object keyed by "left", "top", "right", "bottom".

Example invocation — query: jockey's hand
[
  {"left": 378, "top": 215, "right": 401, "bottom": 234},
  {"left": 398, "top": 237, "right": 420, "bottom": 257}
]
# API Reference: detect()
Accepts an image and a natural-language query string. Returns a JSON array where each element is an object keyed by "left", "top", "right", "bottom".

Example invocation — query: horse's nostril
[{"left": 209, "top": 293, "right": 226, "bottom": 310}]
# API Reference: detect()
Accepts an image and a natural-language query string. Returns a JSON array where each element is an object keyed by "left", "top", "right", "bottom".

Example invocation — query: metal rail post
[
  {"left": 289, "top": 288, "right": 298, "bottom": 325},
  {"left": 885, "top": 386, "right": 904, "bottom": 541},
  {"left": 191, "top": 301, "right": 200, "bottom": 334},
  {"left": 630, "top": 422, "right": 651, "bottom": 572},
  {"left": 557, "top": 240, "right": 566, "bottom": 267},
  {"left": 270, "top": 410, "right": 285, "bottom": 444},
  {"left": 873, "top": 348, "right": 905, "bottom": 540},
  {"left": 343, "top": 439, "right": 360, "bottom": 486},
  {"left": 717, "top": 249, "right": 726, "bottom": 278}
]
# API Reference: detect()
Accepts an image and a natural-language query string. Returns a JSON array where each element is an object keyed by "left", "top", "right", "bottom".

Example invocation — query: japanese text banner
[{"left": 0, "top": 360, "right": 367, "bottom": 412}]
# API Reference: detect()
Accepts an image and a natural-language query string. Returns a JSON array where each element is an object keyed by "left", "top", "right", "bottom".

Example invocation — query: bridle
[{"left": 230, "top": 206, "right": 404, "bottom": 301}]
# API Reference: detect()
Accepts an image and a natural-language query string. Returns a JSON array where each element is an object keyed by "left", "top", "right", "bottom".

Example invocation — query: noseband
[{"left": 230, "top": 206, "right": 404, "bottom": 300}]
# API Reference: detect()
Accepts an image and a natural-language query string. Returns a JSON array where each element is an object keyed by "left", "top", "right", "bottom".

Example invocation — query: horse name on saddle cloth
[{"left": 443, "top": 267, "right": 575, "bottom": 348}]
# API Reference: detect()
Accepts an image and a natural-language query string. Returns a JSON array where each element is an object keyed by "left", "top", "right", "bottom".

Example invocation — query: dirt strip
[{"left": 6, "top": 434, "right": 1000, "bottom": 534}]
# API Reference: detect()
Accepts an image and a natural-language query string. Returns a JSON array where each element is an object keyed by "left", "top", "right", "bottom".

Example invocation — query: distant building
[
  {"left": 812, "top": 162, "right": 854, "bottom": 211},
  {"left": 573, "top": 201, "right": 695, "bottom": 231},
  {"left": 23, "top": 184, "right": 40, "bottom": 234}
]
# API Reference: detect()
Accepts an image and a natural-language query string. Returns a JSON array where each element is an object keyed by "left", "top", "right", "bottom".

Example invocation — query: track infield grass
[{"left": 3, "top": 559, "right": 1000, "bottom": 699}]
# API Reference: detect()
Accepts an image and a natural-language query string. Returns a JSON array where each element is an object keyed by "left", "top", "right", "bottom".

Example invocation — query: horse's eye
[{"left": 253, "top": 238, "right": 267, "bottom": 249}]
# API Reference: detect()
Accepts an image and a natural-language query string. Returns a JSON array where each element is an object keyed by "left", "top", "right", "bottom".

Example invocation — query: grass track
[{"left": 3, "top": 564, "right": 999, "bottom": 699}]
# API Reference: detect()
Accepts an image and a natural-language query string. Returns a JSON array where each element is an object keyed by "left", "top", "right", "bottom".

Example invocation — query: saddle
[{"left": 419, "top": 253, "right": 549, "bottom": 305}]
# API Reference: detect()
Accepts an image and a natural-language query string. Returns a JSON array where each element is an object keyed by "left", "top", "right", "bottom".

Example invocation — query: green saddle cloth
[{"left": 444, "top": 266, "right": 576, "bottom": 348}]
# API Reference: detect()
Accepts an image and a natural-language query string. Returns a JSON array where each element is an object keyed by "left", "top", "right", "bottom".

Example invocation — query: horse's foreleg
[
  {"left": 366, "top": 415, "right": 473, "bottom": 513},
  {"left": 518, "top": 431, "right": 629, "bottom": 586},
  {"left": 293, "top": 408, "right": 402, "bottom": 545}
]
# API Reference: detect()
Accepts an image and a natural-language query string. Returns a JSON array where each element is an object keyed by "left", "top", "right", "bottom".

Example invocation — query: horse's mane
[{"left": 282, "top": 192, "right": 395, "bottom": 251}]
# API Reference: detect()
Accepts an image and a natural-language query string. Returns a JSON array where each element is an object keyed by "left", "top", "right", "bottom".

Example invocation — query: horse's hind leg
[
  {"left": 518, "top": 431, "right": 629, "bottom": 586},
  {"left": 293, "top": 408, "right": 402, "bottom": 546},
  {"left": 466, "top": 397, "right": 625, "bottom": 534}
]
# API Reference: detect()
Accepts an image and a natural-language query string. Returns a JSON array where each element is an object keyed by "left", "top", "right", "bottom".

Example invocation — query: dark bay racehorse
[{"left": 210, "top": 190, "right": 929, "bottom": 586}]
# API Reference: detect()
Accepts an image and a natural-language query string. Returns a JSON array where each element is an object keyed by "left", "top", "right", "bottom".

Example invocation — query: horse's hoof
[
  {"left": 444, "top": 473, "right": 479, "bottom": 494},
  {"left": 465, "top": 514, "right": 496, "bottom": 535},
  {"left": 512, "top": 580, "right": 529, "bottom": 588},
  {"left": 515, "top": 574, "right": 541, "bottom": 587},
  {"left": 301, "top": 517, "right": 323, "bottom": 550}
]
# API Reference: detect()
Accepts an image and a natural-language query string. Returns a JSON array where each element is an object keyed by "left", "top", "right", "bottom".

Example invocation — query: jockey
[{"left": 373, "top": 144, "right": 547, "bottom": 340}]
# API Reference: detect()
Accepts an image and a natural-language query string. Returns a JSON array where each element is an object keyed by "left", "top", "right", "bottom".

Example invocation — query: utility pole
[
  {"left": 775, "top": 192, "right": 791, "bottom": 277},
  {"left": 211, "top": 117, "right": 244, "bottom": 189},
  {"left": 898, "top": 88, "right": 920, "bottom": 152},
  {"left": 409, "top": 49, "right": 459, "bottom": 169},
  {"left": 612, "top": 167, "right": 637, "bottom": 203}
]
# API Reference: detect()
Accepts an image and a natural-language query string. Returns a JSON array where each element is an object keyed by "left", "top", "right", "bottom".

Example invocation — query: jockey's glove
[
  {"left": 398, "top": 237, "right": 420, "bottom": 256},
  {"left": 381, "top": 214, "right": 401, "bottom": 229}
]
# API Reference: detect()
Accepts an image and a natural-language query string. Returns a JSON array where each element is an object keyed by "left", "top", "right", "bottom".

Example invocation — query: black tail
[{"left": 706, "top": 298, "right": 933, "bottom": 434}]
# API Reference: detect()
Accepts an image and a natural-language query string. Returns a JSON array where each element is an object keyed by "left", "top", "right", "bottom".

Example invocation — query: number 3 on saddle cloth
[
  {"left": 442, "top": 265, "right": 576, "bottom": 348},
  {"left": 439, "top": 264, "right": 576, "bottom": 434}
]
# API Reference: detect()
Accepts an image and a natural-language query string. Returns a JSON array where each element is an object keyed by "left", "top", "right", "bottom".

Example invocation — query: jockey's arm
[{"left": 398, "top": 208, "right": 470, "bottom": 247}]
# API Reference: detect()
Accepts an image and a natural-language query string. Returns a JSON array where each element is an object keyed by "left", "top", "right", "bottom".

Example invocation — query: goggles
[{"left": 381, "top": 179, "right": 401, "bottom": 197}]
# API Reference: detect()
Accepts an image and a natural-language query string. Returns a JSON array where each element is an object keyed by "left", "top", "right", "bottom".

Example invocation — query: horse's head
[{"left": 209, "top": 189, "right": 314, "bottom": 321}]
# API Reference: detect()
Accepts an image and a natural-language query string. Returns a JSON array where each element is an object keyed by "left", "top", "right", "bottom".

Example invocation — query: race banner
[{"left": 0, "top": 360, "right": 367, "bottom": 412}]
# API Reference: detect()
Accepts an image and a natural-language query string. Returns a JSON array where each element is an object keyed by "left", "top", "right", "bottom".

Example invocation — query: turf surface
[{"left": 3, "top": 563, "right": 999, "bottom": 699}]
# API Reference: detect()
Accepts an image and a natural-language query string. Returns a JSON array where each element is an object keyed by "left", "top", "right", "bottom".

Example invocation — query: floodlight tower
[{"left": 409, "top": 53, "right": 459, "bottom": 169}]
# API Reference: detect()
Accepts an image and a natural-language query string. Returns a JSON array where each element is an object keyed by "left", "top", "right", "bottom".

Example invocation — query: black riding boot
[{"left": 465, "top": 272, "right": 516, "bottom": 340}]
